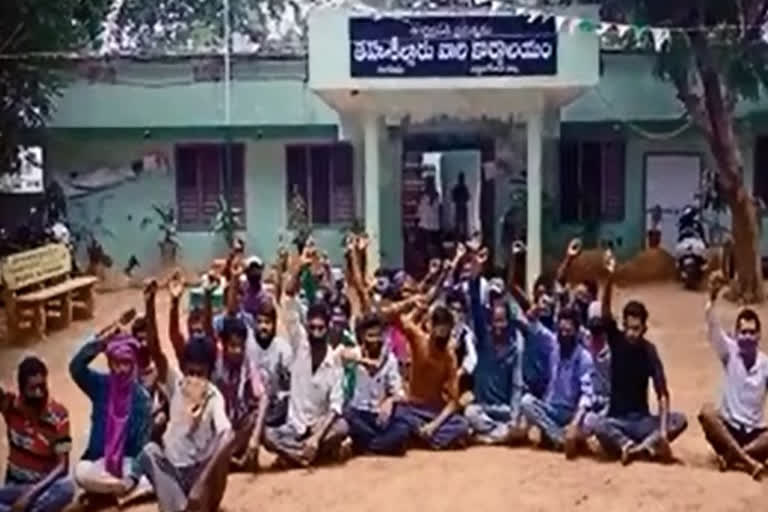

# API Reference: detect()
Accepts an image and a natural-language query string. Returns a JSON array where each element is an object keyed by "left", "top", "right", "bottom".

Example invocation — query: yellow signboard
[{"left": 1, "top": 244, "right": 71, "bottom": 290}]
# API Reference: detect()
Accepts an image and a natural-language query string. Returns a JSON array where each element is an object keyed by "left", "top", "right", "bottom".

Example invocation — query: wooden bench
[{"left": 1, "top": 244, "right": 98, "bottom": 340}]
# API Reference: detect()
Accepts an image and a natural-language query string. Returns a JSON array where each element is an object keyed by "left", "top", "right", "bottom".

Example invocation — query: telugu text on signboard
[
  {"left": 349, "top": 15, "right": 558, "bottom": 78},
  {"left": 1, "top": 244, "right": 71, "bottom": 290}
]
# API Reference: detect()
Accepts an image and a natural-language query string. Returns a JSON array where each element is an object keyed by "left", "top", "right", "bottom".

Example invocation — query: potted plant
[
  {"left": 287, "top": 185, "right": 311, "bottom": 253},
  {"left": 211, "top": 195, "right": 244, "bottom": 249},
  {"left": 152, "top": 204, "right": 181, "bottom": 264},
  {"left": 648, "top": 204, "right": 663, "bottom": 248}
]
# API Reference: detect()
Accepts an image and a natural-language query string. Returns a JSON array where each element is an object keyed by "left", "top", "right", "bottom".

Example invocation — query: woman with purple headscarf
[{"left": 69, "top": 325, "right": 151, "bottom": 507}]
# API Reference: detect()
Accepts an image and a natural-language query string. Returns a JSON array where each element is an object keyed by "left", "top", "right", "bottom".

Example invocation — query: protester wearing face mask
[
  {"left": 0, "top": 357, "right": 74, "bottom": 512},
  {"left": 263, "top": 253, "right": 349, "bottom": 468},
  {"left": 343, "top": 313, "right": 406, "bottom": 455},
  {"left": 248, "top": 297, "right": 292, "bottom": 428},
  {"left": 241, "top": 256, "right": 266, "bottom": 318},
  {"left": 70, "top": 329, "right": 151, "bottom": 507},
  {"left": 137, "top": 335, "right": 234, "bottom": 512},
  {"left": 591, "top": 250, "right": 687, "bottom": 466},
  {"left": 212, "top": 316, "right": 267, "bottom": 471},
  {"left": 698, "top": 271, "right": 768, "bottom": 479},
  {"left": 375, "top": 304, "right": 470, "bottom": 451},
  {"left": 520, "top": 307, "right": 595, "bottom": 459}
]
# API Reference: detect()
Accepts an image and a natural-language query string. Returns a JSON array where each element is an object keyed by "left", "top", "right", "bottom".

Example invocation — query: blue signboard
[{"left": 349, "top": 15, "right": 557, "bottom": 78}]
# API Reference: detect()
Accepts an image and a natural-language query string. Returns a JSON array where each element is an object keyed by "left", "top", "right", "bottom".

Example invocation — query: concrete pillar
[
  {"left": 526, "top": 111, "right": 543, "bottom": 293},
  {"left": 364, "top": 113, "right": 382, "bottom": 270}
]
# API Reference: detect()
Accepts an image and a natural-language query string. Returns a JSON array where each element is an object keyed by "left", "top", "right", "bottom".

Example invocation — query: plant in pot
[
  {"left": 152, "top": 204, "right": 181, "bottom": 264},
  {"left": 211, "top": 195, "right": 244, "bottom": 249},
  {"left": 648, "top": 204, "right": 663, "bottom": 248},
  {"left": 287, "top": 185, "right": 312, "bottom": 253}
]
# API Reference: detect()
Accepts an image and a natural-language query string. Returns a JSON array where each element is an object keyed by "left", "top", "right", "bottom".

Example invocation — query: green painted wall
[{"left": 48, "top": 129, "right": 355, "bottom": 275}]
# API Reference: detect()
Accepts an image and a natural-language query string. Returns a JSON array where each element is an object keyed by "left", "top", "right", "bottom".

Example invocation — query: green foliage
[
  {"left": 601, "top": 0, "right": 768, "bottom": 109},
  {"left": 211, "top": 195, "right": 243, "bottom": 247},
  {"left": 287, "top": 186, "right": 311, "bottom": 250},
  {"left": 1, "top": 0, "right": 110, "bottom": 175},
  {"left": 111, "top": 0, "right": 304, "bottom": 52},
  {"left": 150, "top": 203, "right": 181, "bottom": 249}
]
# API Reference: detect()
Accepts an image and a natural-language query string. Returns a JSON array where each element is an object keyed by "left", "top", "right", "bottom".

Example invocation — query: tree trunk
[
  {"left": 694, "top": 51, "right": 765, "bottom": 303},
  {"left": 725, "top": 190, "right": 763, "bottom": 303}
]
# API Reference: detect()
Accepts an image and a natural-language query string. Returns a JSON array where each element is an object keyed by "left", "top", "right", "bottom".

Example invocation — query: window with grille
[
  {"left": 175, "top": 143, "right": 245, "bottom": 231},
  {"left": 559, "top": 139, "right": 625, "bottom": 223},
  {"left": 285, "top": 143, "right": 355, "bottom": 225}
]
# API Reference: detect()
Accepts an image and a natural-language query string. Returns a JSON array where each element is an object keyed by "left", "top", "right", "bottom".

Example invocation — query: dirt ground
[{"left": 3, "top": 282, "right": 768, "bottom": 512}]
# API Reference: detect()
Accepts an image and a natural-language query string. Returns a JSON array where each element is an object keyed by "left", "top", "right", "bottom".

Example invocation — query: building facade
[{"left": 18, "top": 8, "right": 768, "bottom": 279}]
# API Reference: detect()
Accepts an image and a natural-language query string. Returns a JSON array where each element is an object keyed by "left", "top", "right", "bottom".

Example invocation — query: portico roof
[{"left": 308, "top": 6, "right": 600, "bottom": 121}]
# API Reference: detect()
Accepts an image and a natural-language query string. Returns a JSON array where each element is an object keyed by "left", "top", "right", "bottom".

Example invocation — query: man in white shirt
[
  {"left": 699, "top": 272, "right": 768, "bottom": 480},
  {"left": 417, "top": 178, "right": 442, "bottom": 261},
  {"left": 262, "top": 283, "right": 349, "bottom": 467},
  {"left": 343, "top": 313, "right": 406, "bottom": 455},
  {"left": 136, "top": 337, "right": 234, "bottom": 512},
  {"left": 247, "top": 298, "right": 292, "bottom": 427}
]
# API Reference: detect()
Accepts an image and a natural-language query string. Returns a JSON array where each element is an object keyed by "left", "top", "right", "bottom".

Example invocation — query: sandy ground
[{"left": 3, "top": 282, "right": 768, "bottom": 512}]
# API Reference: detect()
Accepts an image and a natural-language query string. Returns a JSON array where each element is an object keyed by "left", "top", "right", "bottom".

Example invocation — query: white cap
[{"left": 245, "top": 256, "right": 263, "bottom": 268}]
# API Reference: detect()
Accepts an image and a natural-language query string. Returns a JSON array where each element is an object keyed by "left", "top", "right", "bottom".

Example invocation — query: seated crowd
[{"left": 2, "top": 234, "right": 768, "bottom": 512}]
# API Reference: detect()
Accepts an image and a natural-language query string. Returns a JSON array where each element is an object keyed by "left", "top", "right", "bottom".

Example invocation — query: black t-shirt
[
  {"left": 452, "top": 184, "right": 469, "bottom": 209},
  {"left": 605, "top": 318, "right": 669, "bottom": 417}
]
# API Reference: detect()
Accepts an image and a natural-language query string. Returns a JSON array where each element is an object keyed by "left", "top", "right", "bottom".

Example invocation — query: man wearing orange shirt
[{"left": 372, "top": 304, "right": 470, "bottom": 452}]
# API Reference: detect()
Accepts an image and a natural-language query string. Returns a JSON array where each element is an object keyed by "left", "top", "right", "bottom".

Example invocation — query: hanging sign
[{"left": 349, "top": 15, "right": 557, "bottom": 78}]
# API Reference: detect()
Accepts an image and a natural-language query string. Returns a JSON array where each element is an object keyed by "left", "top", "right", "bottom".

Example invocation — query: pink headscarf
[{"left": 104, "top": 334, "right": 139, "bottom": 477}]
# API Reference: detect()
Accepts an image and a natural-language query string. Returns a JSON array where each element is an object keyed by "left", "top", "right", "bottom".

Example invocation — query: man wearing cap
[{"left": 241, "top": 256, "right": 266, "bottom": 319}]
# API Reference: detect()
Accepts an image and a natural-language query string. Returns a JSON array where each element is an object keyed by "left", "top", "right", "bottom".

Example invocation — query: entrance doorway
[
  {"left": 401, "top": 134, "right": 495, "bottom": 277},
  {"left": 644, "top": 154, "right": 702, "bottom": 253}
]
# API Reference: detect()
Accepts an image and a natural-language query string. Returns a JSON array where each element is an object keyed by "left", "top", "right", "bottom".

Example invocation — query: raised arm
[
  {"left": 202, "top": 273, "right": 217, "bottom": 341},
  {"left": 281, "top": 251, "right": 312, "bottom": 357},
  {"left": 69, "top": 336, "right": 106, "bottom": 399},
  {"left": 225, "top": 256, "right": 243, "bottom": 317},
  {"left": 469, "top": 275, "right": 489, "bottom": 351},
  {"left": 705, "top": 271, "right": 732, "bottom": 363},
  {"left": 144, "top": 280, "right": 168, "bottom": 382},
  {"left": 347, "top": 236, "right": 370, "bottom": 312},
  {"left": 167, "top": 272, "right": 187, "bottom": 363},
  {"left": 556, "top": 238, "right": 582, "bottom": 286},
  {"left": 601, "top": 249, "right": 616, "bottom": 320}
]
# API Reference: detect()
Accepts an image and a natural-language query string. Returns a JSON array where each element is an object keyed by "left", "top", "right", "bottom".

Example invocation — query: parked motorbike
[{"left": 674, "top": 205, "right": 708, "bottom": 290}]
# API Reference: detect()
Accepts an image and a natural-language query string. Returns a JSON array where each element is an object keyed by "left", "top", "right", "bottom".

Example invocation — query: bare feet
[
  {"left": 750, "top": 462, "right": 765, "bottom": 481},
  {"left": 621, "top": 442, "right": 642, "bottom": 466},
  {"left": 564, "top": 435, "right": 580, "bottom": 460}
]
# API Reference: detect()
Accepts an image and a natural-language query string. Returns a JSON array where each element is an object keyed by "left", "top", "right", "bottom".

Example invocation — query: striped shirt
[{"left": 1, "top": 393, "right": 71, "bottom": 484}]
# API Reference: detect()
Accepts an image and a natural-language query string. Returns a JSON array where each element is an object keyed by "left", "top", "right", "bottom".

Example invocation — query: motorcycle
[{"left": 674, "top": 205, "right": 708, "bottom": 290}]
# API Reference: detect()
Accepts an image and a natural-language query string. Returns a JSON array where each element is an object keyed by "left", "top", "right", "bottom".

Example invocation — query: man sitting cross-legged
[
  {"left": 464, "top": 265, "right": 525, "bottom": 445},
  {"left": 70, "top": 320, "right": 151, "bottom": 508},
  {"left": 591, "top": 250, "right": 688, "bottom": 465},
  {"left": 343, "top": 312, "right": 407, "bottom": 455},
  {"left": 698, "top": 271, "right": 768, "bottom": 479},
  {"left": 377, "top": 302, "right": 470, "bottom": 451},
  {"left": 262, "top": 249, "right": 349, "bottom": 467},
  {"left": 519, "top": 306, "right": 595, "bottom": 458},
  {"left": 0, "top": 357, "right": 75, "bottom": 512},
  {"left": 137, "top": 331, "right": 234, "bottom": 512}
]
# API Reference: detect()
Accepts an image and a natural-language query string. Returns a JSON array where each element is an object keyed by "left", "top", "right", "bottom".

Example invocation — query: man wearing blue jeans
[
  {"left": 520, "top": 307, "right": 596, "bottom": 458},
  {"left": 592, "top": 253, "right": 687, "bottom": 464},
  {"left": 464, "top": 276, "right": 526, "bottom": 445},
  {"left": 343, "top": 313, "right": 407, "bottom": 455}
]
